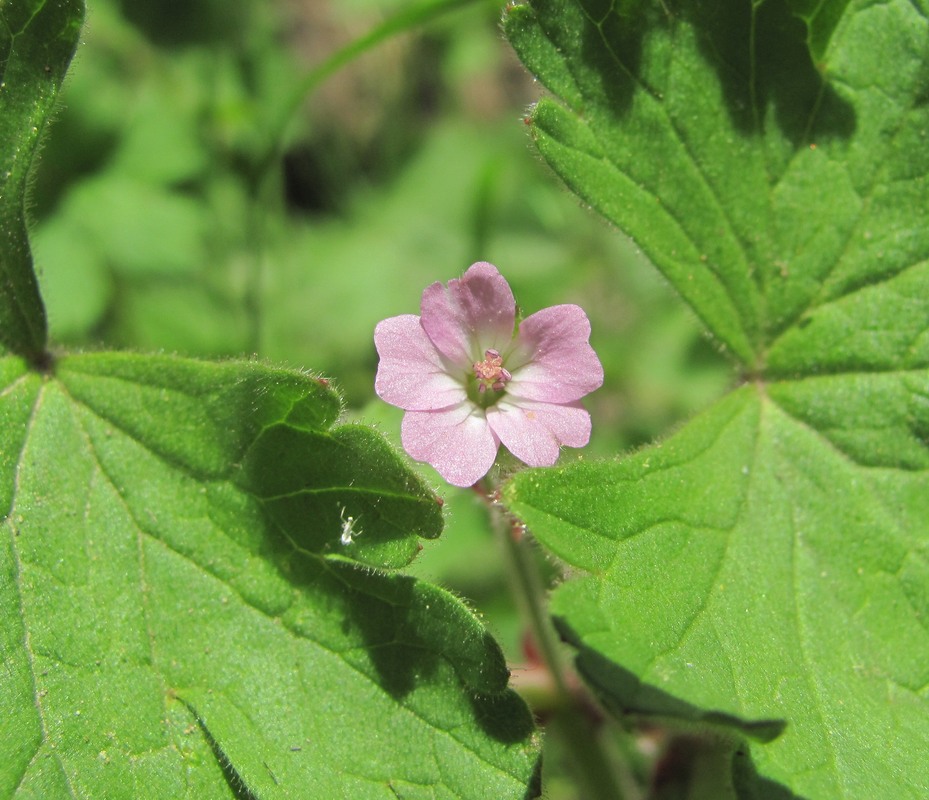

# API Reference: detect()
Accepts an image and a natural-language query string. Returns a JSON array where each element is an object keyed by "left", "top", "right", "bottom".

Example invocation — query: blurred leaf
[
  {"left": 262, "top": 121, "right": 679, "bottom": 404},
  {"left": 0, "top": 0, "right": 83, "bottom": 358},
  {"left": 65, "top": 176, "right": 209, "bottom": 277},
  {"left": 108, "top": 70, "right": 208, "bottom": 186},
  {"left": 261, "top": 124, "right": 508, "bottom": 394},
  {"left": 33, "top": 216, "right": 113, "bottom": 341},
  {"left": 506, "top": 0, "right": 929, "bottom": 797},
  {"left": 1, "top": 353, "right": 539, "bottom": 797},
  {"left": 106, "top": 281, "right": 252, "bottom": 357}
]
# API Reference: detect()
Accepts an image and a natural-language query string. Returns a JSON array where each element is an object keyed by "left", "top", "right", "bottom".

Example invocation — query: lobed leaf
[
  {"left": 507, "top": 382, "right": 929, "bottom": 797},
  {"left": 0, "top": 0, "right": 83, "bottom": 359},
  {"left": 506, "top": 0, "right": 929, "bottom": 797},
  {"left": 506, "top": 0, "right": 928, "bottom": 368},
  {"left": 1, "top": 353, "right": 539, "bottom": 799}
]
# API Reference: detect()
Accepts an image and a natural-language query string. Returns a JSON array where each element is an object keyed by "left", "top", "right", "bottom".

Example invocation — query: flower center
[{"left": 472, "top": 349, "right": 511, "bottom": 394}]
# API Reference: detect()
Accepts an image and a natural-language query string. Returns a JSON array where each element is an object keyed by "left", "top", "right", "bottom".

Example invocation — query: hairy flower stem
[
  {"left": 490, "top": 500, "right": 571, "bottom": 700},
  {"left": 475, "top": 479, "right": 633, "bottom": 800}
]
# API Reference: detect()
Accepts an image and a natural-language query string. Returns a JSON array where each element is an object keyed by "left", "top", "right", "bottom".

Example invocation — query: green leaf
[
  {"left": 505, "top": 0, "right": 929, "bottom": 367},
  {"left": 786, "top": 0, "right": 853, "bottom": 63},
  {"left": 506, "top": 0, "right": 929, "bottom": 797},
  {"left": 0, "top": 0, "right": 83, "bottom": 359},
  {"left": 63, "top": 176, "right": 210, "bottom": 278},
  {"left": 32, "top": 216, "right": 113, "bottom": 342},
  {"left": 2, "top": 353, "right": 539, "bottom": 798},
  {"left": 507, "top": 381, "right": 929, "bottom": 798}
]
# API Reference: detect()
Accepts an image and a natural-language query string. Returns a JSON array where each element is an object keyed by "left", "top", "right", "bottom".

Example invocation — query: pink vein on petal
[
  {"left": 486, "top": 400, "right": 591, "bottom": 467},
  {"left": 374, "top": 315, "right": 467, "bottom": 410},
  {"left": 506, "top": 305, "right": 604, "bottom": 403},
  {"left": 420, "top": 262, "right": 516, "bottom": 366},
  {"left": 401, "top": 402, "right": 499, "bottom": 487}
]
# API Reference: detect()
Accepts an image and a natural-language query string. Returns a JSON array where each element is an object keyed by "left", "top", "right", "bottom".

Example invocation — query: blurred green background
[
  {"left": 33, "top": 0, "right": 734, "bottom": 652},
  {"left": 32, "top": 0, "right": 736, "bottom": 646},
  {"left": 32, "top": 1, "right": 734, "bottom": 791}
]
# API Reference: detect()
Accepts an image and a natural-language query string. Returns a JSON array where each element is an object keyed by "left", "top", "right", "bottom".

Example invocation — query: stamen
[{"left": 473, "top": 349, "right": 511, "bottom": 393}]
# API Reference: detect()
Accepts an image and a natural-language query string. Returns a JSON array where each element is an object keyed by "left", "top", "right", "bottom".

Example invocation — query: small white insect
[{"left": 339, "top": 507, "right": 362, "bottom": 546}]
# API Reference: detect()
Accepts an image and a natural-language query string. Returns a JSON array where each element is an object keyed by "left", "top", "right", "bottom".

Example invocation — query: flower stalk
[{"left": 476, "top": 479, "right": 635, "bottom": 800}]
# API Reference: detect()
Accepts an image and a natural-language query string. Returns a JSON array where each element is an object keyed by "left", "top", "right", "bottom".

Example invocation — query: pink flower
[{"left": 374, "top": 262, "right": 603, "bottom": 487}]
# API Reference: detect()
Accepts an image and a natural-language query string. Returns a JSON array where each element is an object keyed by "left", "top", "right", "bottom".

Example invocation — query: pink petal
[
  {"left": 506, "top": 305, "right": 604, "bottom": 403},
  {"left": 374, "top": 315, "right": 467, "bottom": 411},
  {"left": 420, "top": 262, "right": 516, "bottom": 366},
  {"left": 401, "top": 403, "right": 500, "bottom": 487},
  {"left": 486, "top": 400, "right": 591, "bottom": 467}
]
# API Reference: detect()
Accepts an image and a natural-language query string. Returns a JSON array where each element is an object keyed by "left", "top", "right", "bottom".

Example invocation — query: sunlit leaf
[
  {"left": 1, "top": 353, "right": 539, "bottom": 798},
  {"left": 506, "top": 0, "right": 929, "bottom": 796}
]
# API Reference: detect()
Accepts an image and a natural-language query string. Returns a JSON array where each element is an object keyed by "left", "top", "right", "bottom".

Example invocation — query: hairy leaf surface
[
  {"left": 0, "top": 0, "right": 83, "bottom": 358},
  {"left": 1, "top": 354, "right": 538, "bottom": 799},
  {"left": 506, "top": 1, "right": 929, "bottom": 797}
]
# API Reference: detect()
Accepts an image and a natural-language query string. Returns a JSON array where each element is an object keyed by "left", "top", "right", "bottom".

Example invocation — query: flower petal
[
  {"left": 374, "top": 315, "right": 466, "bottom": 410},
  {"left": 486, "top": 399, "right": 591, "bottom": 467},
  {"left": 507, "top": 304, "right": 604, "bottom": 403},
  {"left": 420, "top": 262, "right": 516, "bottom": 366},
  {"left": 401, "top": 403, "right": 499, "bottom": 487}
]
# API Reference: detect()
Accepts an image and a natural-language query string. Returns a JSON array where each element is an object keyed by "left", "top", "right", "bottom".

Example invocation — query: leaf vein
[
  {"left": 777, "top": 84, "right": 926, "bottom": 336},
  {"left": 7, "top": 382, "right": 80, "bottom": 798},
  {"left": 769, "top": 388, "right": 929, "bottom": 471},
  {"left": 584, "top": 7, "right": 760, "bottom": 350},
  {"left": 55, "top": 380, "right": 235, "bottom": 482},
  {"left": 0, "top": 370, "right": 28, "bottom": 401},
  {"left": 664, "top": 24, "right": 761, "bottom": 337},
  {"left": 786, "top": 490, "right": 843, "bottom": 793},
  {"left": 68, "top": 402, "right": 198, "bottom": 766},
  {"left": 640, "top": 400, "right": 758, "bottom": 679}
]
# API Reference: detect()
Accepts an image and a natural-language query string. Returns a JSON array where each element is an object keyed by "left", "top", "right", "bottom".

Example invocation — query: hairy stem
[{"left": 476, "top": 479, "right": 636, "bottom": 800}]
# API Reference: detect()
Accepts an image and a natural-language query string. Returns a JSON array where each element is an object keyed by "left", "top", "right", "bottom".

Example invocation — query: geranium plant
[{"left": 1, "top": 0, "right": 926, "bottom": 799}]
